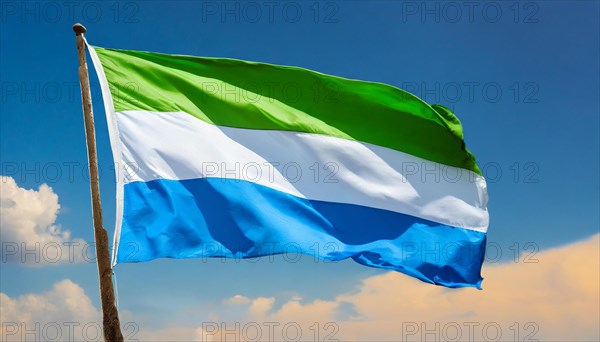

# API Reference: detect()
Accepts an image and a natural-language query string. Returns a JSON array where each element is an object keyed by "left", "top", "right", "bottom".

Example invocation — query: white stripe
[{"left": 117, "top": 110, "right": 489, "bottom": 232}]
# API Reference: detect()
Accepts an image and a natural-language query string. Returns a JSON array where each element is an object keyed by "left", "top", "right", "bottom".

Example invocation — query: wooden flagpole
[{"left": 73, "top": 23, "right": 124, "bottom": 342}]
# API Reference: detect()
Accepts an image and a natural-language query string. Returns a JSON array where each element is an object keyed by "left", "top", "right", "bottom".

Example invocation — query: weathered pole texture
[{"left": 73, "top": 22, "right": 124, "bottom": 342}]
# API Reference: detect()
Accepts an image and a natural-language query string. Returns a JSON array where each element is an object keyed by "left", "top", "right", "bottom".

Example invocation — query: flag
[{"left": 87, "top": 43, "right": 489, "bottom": 288}]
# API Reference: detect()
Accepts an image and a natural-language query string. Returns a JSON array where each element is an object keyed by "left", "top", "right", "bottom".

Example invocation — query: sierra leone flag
[{"left": 87, "top": 42, "right": 489, "bottom": 289}]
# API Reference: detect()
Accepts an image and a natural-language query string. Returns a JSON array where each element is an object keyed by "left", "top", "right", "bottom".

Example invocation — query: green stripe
[{"left": 94, "top": 47, "right": 481, "bottom": 175}]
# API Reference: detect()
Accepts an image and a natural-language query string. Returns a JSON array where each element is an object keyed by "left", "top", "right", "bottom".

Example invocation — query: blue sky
[{"left": 1, "top": 1, "right": 599, "bottom": 340}]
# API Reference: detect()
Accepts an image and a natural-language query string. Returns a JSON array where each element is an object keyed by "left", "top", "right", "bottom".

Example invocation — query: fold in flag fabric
[{"left": 87, "top": 42, "right": 489, "bottom": 288}]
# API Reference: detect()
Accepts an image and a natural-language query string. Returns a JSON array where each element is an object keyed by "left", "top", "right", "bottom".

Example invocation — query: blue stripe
[{"left": 118, "top": 178, "right": 486, "bottom": 288}]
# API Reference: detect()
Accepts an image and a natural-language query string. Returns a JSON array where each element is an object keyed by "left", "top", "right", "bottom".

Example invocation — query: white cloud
[
  {"left": 0, "top": 280, "right": 100, "bottom": 341},
  {"left": 224, "top": 294, "right": 251, "bottom": 305},
  {"left": 0, "top": 281, "right": 199, "bottom": 342},
  {"left": 248, "top": 297, "right": 276, "bottom": 318},
  {"left": 0, "top": 176, "right": 87, "bottom": 264}
]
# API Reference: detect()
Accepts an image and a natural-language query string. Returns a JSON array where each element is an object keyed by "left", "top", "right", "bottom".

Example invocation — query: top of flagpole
[{"left": 73, "top": 23, "right": 87, "bottom": 35}]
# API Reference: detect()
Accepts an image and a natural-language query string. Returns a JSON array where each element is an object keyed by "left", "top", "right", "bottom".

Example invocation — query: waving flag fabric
[{"left": 87, "top": 43, "right": 489, "bottom": 288}]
